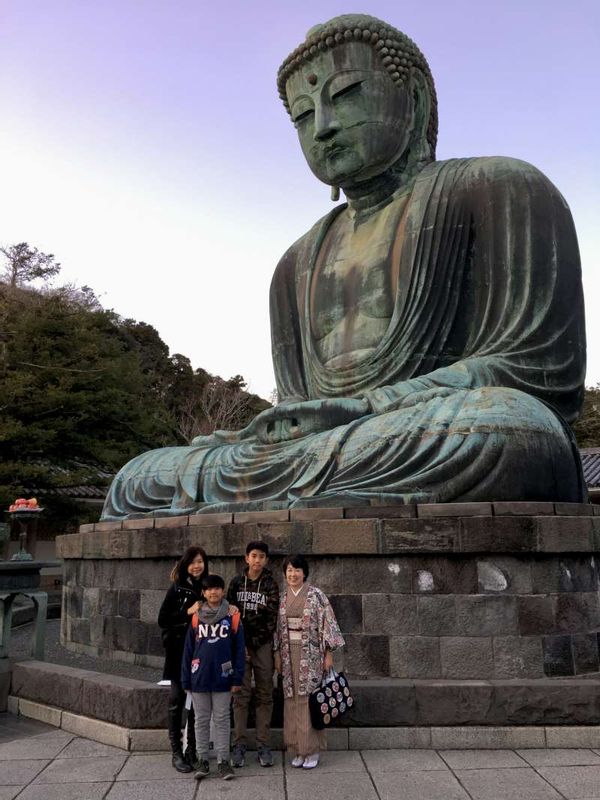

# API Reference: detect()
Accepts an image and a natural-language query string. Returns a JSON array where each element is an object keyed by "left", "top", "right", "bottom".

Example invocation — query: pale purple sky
[{"left": 1, "top": 0, "right": 598, "bottom": 399}]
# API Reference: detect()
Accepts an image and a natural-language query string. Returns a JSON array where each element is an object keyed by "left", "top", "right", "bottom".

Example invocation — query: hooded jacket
[
  {"left": 181, "top": 602, "right": 245, "bottom": 693},
  {"left": 227, "top": 567, "right": 280, "bottom": 650}
]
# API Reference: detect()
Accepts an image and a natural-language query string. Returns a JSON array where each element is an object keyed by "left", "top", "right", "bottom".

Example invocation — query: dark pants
[
  {"left": 232, "top": 641, "right": 274, "bottom": 748},
  {"left": 168, "top": 681, "right": 196, "bottom": 752}
]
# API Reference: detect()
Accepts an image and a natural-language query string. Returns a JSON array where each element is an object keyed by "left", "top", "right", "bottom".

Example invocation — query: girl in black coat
[{"left": 158, "top": 546, "right": 208, "bottom": 772}]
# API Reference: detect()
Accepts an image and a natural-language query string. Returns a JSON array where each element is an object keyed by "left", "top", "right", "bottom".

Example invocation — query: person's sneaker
[
  {"left": 258, "top": 746, "right": 274, "bottom": 767},
  {"left": 291, "top": 755, "right": 304, "bottom": 768},
  {"left": 193, "top": 759, "right": 210, "bottom": 780},
  {"left": 302, "top": 753, "right": 320, "bottom": 769},
  {"left": 231, "top": 743, "right": 246, "bottom": 767},
  {"left": 218, "top": 760, "right": 235, "bottom": 780}
]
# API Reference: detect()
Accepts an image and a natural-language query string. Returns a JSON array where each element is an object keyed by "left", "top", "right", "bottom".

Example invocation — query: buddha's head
[{"left": 278, "top": 14, "right": 437, "bottom": 193}]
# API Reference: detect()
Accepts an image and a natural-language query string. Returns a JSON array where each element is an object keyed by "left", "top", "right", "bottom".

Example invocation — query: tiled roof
[
  {"left": 580, "top": 448, "right": 600, "bottom": 489},
  {"left": 44, "top": 483, "right": 109, "bottom": 500},
  {"left": 33, "top": 462, "right": 113, "bottom": 501}
]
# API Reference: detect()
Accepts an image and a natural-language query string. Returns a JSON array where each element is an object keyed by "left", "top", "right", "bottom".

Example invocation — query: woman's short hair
[
  {"left": 170, "top": 546, "right": 209, "bottom": 583},
  {"left": 282, "top": 553, "right": 309, "bottom": 581}
]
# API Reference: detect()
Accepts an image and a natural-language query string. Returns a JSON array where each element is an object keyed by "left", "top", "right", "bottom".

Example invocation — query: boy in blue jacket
[{"left": 181, "top": 573, "right": 245, "bottom": 781}]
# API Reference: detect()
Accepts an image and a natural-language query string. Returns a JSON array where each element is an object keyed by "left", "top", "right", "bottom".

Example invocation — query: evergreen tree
[
  {"left": 0, "top": 246, "right": 270, "bottom": 526},
  {"left": 0, "top": 242, "right": 61, "bottom": 288},
  {"left": 0, "top": 283, "right": 175, "bottom": 513}
]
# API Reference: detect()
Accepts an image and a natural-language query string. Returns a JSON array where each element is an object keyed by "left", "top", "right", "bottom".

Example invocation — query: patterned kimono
[
  {"left": 275, "top": 583, "right": 345, "bottom": 757},
  {"left": 275, "top": 584, "right": 345, "bottom": 698}
]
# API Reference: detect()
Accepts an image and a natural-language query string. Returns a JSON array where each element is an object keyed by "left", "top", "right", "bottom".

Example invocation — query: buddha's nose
[{"left": 314, "top": 103, "right": 340, "bottom": 141}]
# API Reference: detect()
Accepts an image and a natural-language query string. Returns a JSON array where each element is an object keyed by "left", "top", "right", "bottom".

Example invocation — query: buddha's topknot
[{"left": 277, "top": 14, "right": 438, "bottom": 157}]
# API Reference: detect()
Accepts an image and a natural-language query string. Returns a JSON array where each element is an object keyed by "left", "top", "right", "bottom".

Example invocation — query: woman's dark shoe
[
  {"left": 172, "top": 750, "right": 193, "bottom": 773},
  {"left": 184, "top": 747, "right": 201, "bottom": 770},
  {"left": 167, "top": 702, "right": 192, "bottom": 773}
]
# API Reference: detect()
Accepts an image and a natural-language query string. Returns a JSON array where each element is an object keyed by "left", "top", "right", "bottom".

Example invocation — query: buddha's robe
[{"left": 102, "top": 157, "right": 586, "bottom": 519}]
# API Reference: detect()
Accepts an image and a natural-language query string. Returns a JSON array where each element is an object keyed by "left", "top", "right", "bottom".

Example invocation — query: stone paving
[{"left": 2, "top": 714, "right": 600, "bottom": 800}]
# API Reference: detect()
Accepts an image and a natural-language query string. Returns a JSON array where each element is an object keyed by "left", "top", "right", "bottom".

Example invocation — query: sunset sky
[{"left": 1, "top": 0, "right": 598, "bottom": 399}]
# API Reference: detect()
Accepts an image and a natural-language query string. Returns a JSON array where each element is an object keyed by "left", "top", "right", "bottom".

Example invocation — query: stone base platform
[
  {"left": 9, "top": 659, "right": 600, "bottom": 727},
  {"left": 8, "top": 661, "right": 600, "bottom": 750},
  {"left": 55, "top": 501, "right": 600, "bottom": 727}
]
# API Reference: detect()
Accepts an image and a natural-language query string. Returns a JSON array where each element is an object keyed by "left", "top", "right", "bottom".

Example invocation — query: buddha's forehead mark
[{"left": 287, "top": 43, "right": 387, "bottom": 105}]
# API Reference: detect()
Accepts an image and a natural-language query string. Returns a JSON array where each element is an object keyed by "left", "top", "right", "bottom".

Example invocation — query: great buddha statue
[{"left": 102, "top": 14, "right": 586, "bottom": 519}]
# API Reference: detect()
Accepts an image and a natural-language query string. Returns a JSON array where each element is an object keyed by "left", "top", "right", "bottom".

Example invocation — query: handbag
[{"left": 309, "top": 668, "right": 354, "bottom": 730}]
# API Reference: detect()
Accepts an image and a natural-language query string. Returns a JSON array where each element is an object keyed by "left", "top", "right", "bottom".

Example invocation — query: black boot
[
  {"left": 168, "top": 702, "right": 192, "bottom": 773},
  {"left": 183, "top": 711, "right": 200, "bottom": 770}
]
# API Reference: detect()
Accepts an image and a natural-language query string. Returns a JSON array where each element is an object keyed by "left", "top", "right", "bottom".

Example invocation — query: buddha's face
[{"left": 286, "top": 41, "right": 414, "bottom": 189}]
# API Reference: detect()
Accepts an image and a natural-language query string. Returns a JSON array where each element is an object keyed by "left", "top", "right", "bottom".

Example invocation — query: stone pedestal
[{"left": 56, "top": 501, "right": 600, "bottom": 726}]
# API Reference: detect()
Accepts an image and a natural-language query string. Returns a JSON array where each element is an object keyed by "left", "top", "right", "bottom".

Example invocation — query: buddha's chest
[
  {"left": 310, "top": 247, "right": 393, "bottom": 333},
  {"left": 309, "top": 201, "right": 406, "bottom": 364}
]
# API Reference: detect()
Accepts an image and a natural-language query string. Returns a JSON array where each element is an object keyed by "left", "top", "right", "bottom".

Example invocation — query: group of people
[{"left": 157, "top": 541, "right": 344, "bottom": 781}]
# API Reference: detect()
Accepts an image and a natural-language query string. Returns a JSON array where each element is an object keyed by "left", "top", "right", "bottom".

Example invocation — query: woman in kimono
[{"left": 274, "top": 554, "right": 344, "bottom": 769}]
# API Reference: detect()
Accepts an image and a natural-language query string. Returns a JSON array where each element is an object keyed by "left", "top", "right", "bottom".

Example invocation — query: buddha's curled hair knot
[{"left": 277, "top": 13, "right": 438, "bottom": 158}]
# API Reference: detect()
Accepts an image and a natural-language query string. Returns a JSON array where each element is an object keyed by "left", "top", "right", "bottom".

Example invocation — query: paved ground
[{"left": 2, "top": 714, "right": 600, "bottom": 800}]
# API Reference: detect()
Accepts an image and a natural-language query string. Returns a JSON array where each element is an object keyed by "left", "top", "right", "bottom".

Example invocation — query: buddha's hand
[
  {"left": 191, "top": 428, "right": 247, "bottom": 447},
  {"left": 396, "top": 385, "right": 457, "bottom": 408},
  {"left": 248, "top": 397, "right": 371, "bottom": 444}
]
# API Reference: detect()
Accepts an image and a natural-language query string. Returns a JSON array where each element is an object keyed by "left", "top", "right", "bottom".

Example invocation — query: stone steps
[{"left": 9, "top": 660, "right": 600, "bottom": 734}]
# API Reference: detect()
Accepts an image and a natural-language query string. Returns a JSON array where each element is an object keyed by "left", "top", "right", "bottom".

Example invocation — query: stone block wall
[{"left": 56, "top": 502, "right": 600, "bottom": 680}]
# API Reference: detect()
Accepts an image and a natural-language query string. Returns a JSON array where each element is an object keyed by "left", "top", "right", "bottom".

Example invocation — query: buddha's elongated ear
[{"left": 407, "top": 69, "right": 433, "bottom": 168}]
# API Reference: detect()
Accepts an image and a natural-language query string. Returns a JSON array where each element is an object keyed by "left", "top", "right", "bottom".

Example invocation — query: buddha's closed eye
[
  {"left": 331, "top": 80, "right": 364, "bottom": 102},
  {"left": 294, "top": 108, "right": 314, "bottom": 124}
]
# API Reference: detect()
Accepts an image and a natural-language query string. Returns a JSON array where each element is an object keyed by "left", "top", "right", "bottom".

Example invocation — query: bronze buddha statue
[{"left": 102, "top": 14, "right": 586, "bottom": 519}]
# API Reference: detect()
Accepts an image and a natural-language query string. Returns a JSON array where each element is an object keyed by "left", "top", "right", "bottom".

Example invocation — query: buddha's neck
[
  {"left": 344, "top": 171, "right": 406, "bottom": 214},
  {"left": 343, "top": 157, "right": 424, "bottom": 215}
]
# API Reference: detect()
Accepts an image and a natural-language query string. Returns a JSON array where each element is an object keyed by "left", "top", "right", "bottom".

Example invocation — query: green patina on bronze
[{"left": 102, "top": 13, "right": 586, "bottom": 519}]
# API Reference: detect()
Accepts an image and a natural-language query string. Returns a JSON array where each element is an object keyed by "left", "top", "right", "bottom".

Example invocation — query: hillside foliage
[{"left": 0, "top": 245, "right": 269, "bottom": 527}]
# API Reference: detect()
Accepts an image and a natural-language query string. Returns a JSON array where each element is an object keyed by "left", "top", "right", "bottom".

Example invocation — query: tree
[
  {"left": 0, "top": 282, "right": 175, "bottom": 512},
  {"left": 573, "top": 385, "right": 600, "bottom": 448},
  {"left": 0, "top": 246, "right": 271, "bottom": 523},
  {"left": 0, "top": 242, "right": 61, "bottom": 288},
  {"left": 174, "top": 370, "right": 270, "bottom": 443}
]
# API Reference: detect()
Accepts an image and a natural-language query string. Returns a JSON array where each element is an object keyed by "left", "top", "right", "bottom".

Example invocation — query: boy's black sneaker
[
  {"left": 258, "top": 746, "right": 274, "bottom": 767},
  {"left": 232, "top": 743, "right": 246, "bottom": 767},
  {"left": 218, "top": 760, "right": 235, "bottom": 780},
  {"left": 194, "top": 759, "right": 210, "bottom": 780}
]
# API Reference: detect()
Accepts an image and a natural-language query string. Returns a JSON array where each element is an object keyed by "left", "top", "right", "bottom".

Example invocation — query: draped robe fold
[{"left": 102, "top": 156, "right": 587, "bottom": 519}]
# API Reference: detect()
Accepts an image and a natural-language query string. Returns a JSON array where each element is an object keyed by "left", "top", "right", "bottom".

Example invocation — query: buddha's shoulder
[{"left": 424, "top": 156, "right": 556, "bottom": 192}]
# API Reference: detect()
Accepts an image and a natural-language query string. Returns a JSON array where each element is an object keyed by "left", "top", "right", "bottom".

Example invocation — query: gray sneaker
[
  {"left": 193, "top": 759, "right": 210, "bottom": 780},
  {"left": 218, "top": 760, "right": 235, "bottom": 780},
  {"left": 232, "top": 743, "right": 246, "bottom": 767},
  {"left": 258, "top": 746, "right": 274, "bottom": 767}
]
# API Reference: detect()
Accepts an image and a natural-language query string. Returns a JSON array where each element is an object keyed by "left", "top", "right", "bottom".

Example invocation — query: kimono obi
[{"left": 287, "top": 616, "right": 303, "bottom": 641}]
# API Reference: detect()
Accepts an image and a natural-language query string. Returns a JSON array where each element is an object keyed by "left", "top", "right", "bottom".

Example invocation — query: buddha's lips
[{"left": 322, "top": 144, "right": 346, "bottom": 158}]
